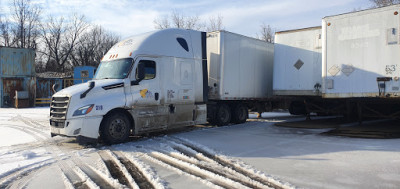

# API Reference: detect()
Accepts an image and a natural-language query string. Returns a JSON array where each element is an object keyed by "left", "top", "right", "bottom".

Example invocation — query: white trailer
[
  {"left": 314, "top": 4, "right": 400, "bottom": 120},
  {"left": 272, "top": 27, "right": 322, "bottom": 115},
  {"left": 274, "top": 5, "right": 400, "bottom": 120},
  {"left": 273, "top": 26, "right": 322, "bottom": 96},
  {"left": 50, "top": 29, "right": 275, "bottom": 144},
  {"left": 322, "top": 4, "right": 400, "bottom": 98},
  {"left": 207, "top": 31, "right": 274, "bottom": 99},
  {"left": 206, "top": 31, "right": 275, "bottom": 124}
]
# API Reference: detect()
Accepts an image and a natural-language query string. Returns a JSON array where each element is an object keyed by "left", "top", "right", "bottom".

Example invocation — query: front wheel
[{"left": 100, "top": 113, "right": 131, "bottom": 144}]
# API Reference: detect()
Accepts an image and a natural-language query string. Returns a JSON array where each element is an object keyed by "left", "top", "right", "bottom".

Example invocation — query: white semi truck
[{"left": 50, "top": 29, "right": 274, "bottom": 144}]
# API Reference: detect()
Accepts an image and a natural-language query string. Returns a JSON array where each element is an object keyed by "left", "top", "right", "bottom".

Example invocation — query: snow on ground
[
  {"left": 248, "top": 112, "right": 292, "bottom": 119},
  {"left": 0, "top": 127, "right": 37, "bottom": 147},
  {"left": 1, "top": 107, "right": 400, "bottom": 189}
]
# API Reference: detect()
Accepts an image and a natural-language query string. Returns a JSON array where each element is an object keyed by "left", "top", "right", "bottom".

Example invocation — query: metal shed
[
  {"left": 0, "top": 47, "right": 36, "bottom": 108},
  {"left": 73, "top": 66, "right": 96, "bottom": 85}
]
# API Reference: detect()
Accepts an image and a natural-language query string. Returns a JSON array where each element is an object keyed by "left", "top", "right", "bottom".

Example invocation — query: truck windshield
[{"left": 94, "top": 58, "right": 133, "bottom": 79}]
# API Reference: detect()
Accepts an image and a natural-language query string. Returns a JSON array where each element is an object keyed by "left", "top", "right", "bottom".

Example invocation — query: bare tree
[
  {"left": 39, "top": 16, "right": 65, "bottom": 71},
  {"left": 69, "top": 25, "right": 120, "bottom": 67},
  {"left": 370, "top": 0, "right": 400, "bottom": 7},
  {"left": 257, "top": 22, "right": 274, "bottom": 43},
  {"left": 154, "top": 10, "right": 225, "bottom": 32},
  {"left": 206, "top": 14, "right": 224, "bottom": 32},
  {"left": 153, "top": 16, "right": 170, "bottom": 29},
  {"left": 0, "top": 16, "right": 12, "bottom": 46},
  {"left": 184, "top": 15, "right": 204, "bottom": 30},
  {"left": 154, "top": 10, "right": 204, "bottom": 30},
  {"left": 40, "top": 14, "right": 88, "bottom": 72},
  {"left": 10, "top": 0, "right": 41, "bottom": 48}
]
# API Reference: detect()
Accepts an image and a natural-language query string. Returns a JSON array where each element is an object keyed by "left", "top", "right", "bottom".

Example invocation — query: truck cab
[{"left": 50, "top": 29, "right": 207, "bottom": 144}]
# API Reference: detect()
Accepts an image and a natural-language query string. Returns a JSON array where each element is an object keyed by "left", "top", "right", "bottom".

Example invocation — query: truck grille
[{"left": 50, "top": 96, "right": 70, "bottom": 121}]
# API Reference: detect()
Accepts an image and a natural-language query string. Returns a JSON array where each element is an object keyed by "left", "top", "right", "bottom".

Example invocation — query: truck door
[
  {"left": 167, "top": 59, "right": 196, "bottom": 129},
  {"left": 129, "top": 57, "right": 168, "bottom": 133}
]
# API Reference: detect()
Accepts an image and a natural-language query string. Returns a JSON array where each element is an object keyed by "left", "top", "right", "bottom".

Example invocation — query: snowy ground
[{"left": 1, "top": 107, "right": 400, "bottom": 189}]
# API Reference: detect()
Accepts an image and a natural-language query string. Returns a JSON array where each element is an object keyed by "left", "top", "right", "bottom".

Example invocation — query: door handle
[{"left": 155, "top": 92, "right": 159, "bottom": 101}]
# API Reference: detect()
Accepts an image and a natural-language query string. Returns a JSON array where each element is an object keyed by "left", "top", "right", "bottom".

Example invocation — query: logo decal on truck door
[
  {"left": 140, "top": 89, "right": 148, "bottom": 98},
  {"left": 140, "top": 89, "right": 153, "bottom": 98}
]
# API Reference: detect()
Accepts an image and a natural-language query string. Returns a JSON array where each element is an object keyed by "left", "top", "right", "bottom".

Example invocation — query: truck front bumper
[{"left": 50, "top": 116, "right": 103, "bottom": 140}]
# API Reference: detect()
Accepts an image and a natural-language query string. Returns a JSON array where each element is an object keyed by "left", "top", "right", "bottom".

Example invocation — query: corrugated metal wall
[
  {"left": 0, "top": 47, "right": 36, "bottom": 107},
  {"left": 36, "top": 78, "right": 63, "bottom": 98}
]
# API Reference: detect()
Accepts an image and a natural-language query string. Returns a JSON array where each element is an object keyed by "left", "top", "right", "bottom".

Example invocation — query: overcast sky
[{"left": 1, "top": 0, "right": 372, "bottom": 38}]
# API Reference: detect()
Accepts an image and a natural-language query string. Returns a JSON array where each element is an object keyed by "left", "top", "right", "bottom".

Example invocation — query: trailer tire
[
  {"left": 100, "top": 112, "right": 131, "bottom": 144},
  {"left": 231, "top": 103, "right": 248, "bottom": 124},
  {"left": 216, "top": 104, "right": 231, "bottom": 126}
]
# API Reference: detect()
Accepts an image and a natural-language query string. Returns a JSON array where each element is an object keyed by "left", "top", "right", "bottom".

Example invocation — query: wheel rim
[{"left": 109, "top": 118, "right": 128, "bottom": 139}]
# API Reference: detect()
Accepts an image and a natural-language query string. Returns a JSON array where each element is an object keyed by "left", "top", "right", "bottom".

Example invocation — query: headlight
[{"left": 73, "top": 104, "right": 94, "bottom": 116}]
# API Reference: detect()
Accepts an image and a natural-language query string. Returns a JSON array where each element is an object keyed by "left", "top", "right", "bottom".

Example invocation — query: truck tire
[
  {"left": 216, "top": 104, "right": 231, "bottom": 126},
  {"left": 100, "top": 113, "right": 131, "bottom": 144},
  {"left": 231, "top": 103, "right": 248, "bottom": 124}
]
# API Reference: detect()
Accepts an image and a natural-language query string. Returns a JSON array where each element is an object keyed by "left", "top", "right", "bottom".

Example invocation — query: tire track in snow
[
  {"left": 58, "top": 159, "right": 88, "bottom": 189},
  {"left": 8, "top": 140, "right": 84, "bottom": 189},
  {"left": 8, "top": 115, "right": 50, "bottom": 140},
  {"left": 11, "top": 114, "right": 49, "bottom": 129},
  {"left": 170, "top": 137, "right": 295, "bottom": 189},
  {"left": 116, "top": 151, "right": 167, "bottom": 189},
  {"left": 60, "top": 170, "right": 75, "bottom": 189},
  {"left": 74, "top": 166, "right": 100, "bottom": 189},
  {"left": 98, "top": 150, "right": 139, "bottom": 189},
  {"left": 71, "top": 153, "right": 126, "bottom": 189},
  {"left": 2, "top": 124, "right": 48, "bottom": 141},
  {"left": 0, "top": 140, "right": 45, "bottom": 155},
  {"left": 0, "top": 128, "right": 73, "bottom": 188},
  {"left": 164, "top": 142, "right": 270, "bottom": 189},
  {"left": 0, "top": 159, "right": 56, "bottom": 188},
  {"left": 112, "top": 151, "right": 155, "bottom": 189},
  {"left": 147, "top": 149, "right": 249, "bottom": 189},
  {"left": 141, "top": 153, "right": 223, "bottom": 189}
]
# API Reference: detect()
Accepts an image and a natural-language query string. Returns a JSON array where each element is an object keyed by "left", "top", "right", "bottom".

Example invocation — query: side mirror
[{"left": 132, "top": 62, "right": 145, "bottom": 85}]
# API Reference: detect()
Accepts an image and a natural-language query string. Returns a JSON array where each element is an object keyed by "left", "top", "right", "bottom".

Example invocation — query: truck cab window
[{"left": 137, "top": 60, "right": 156, "bottom": 80}]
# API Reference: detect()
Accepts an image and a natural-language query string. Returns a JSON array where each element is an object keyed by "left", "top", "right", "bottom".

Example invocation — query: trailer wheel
[
  {"left": 231, "top": 103, "right": 248, "bottom": 124},
  {"left": 216, "top": 104, "right": 231, "bottom": 126},
  {"left": 100, "top": 113, "right": 130, "bottom": 144}
]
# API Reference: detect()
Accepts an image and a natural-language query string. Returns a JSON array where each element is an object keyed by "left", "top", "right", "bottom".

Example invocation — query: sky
[{"left": 0, "top": 0, "right": 372, "bottom": 39}]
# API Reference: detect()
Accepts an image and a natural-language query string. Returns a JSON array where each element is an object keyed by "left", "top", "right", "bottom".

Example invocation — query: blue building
[
  {"left": 0, "top": 47, "right": 36, "bottom": 107},
  {"left": 73, "top": 66, "right": 96, "bottom": 85}
]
